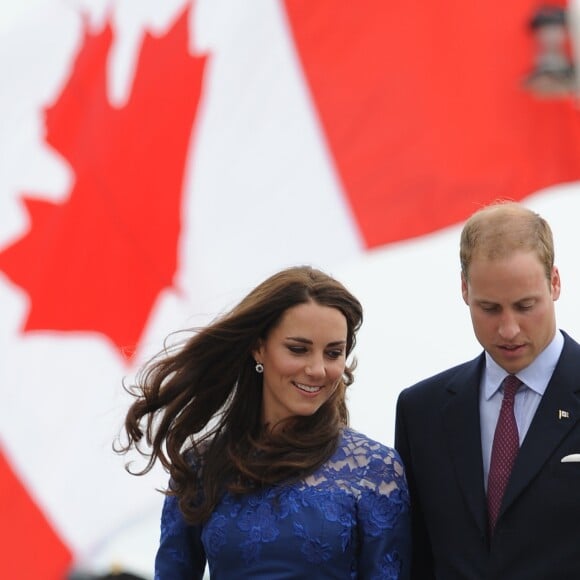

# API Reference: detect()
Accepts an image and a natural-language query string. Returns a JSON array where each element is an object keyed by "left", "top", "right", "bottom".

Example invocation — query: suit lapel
[
  {"left": 442, "top": 355, "right": 488, "bottom": 536},
  {"left": 501, "top": 333, "right": 580, "bottom": 517}
]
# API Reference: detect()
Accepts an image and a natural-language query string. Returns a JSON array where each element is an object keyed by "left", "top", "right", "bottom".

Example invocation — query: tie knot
[{"left": 502, "top": 375, "right": 522, "bottom": 400}]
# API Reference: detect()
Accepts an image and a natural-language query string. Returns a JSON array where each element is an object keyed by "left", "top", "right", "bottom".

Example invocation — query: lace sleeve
[
  {"left": 348, "top": 431, "right": 411, "bottom": 579},
  {"left": 154, "top": 494, "right": 206, "bottom": 580}
]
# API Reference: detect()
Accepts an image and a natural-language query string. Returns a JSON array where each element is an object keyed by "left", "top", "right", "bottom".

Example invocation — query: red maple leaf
[{"left": 0, "top": 8, "right": 207, "bottom": 357}]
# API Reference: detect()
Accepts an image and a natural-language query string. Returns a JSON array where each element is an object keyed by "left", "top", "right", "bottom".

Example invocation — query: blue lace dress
[{"left": 154, "top": 428, "right": 411, "bottom": 579}]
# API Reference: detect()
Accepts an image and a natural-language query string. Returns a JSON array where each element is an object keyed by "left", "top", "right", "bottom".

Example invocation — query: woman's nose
[{"left": 305, "top": 356, "right": 325, "bottom": 378}]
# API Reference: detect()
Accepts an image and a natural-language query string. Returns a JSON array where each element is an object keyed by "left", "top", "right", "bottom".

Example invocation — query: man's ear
[
  {"left": 461, "top": 272, "right": 469, "bottom": 305},
  {"left": 551, "top": 266, "right": 561, "bottom": 301}
]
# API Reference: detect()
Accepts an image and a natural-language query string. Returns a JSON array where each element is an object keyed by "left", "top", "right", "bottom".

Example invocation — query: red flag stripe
[{"left": 0, "top": 448, "right": 72, "bottom": 579}]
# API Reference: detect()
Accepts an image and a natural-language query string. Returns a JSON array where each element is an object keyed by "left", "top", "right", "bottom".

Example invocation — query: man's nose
[{"left": 498, "top": 312, "right": 519, "bottom": 340}]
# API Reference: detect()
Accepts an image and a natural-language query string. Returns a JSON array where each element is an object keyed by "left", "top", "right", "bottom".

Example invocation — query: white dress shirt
[{"left": 480, "top": 330, "right": 564, "bottom": 490}]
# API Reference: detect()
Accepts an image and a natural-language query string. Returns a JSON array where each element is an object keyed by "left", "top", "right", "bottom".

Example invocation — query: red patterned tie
[{"left": 487, "top": 375, "right": 522, "bottom": 534}]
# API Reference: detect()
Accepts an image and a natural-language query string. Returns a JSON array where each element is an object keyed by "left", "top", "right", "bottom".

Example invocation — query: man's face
[{"left": 461, "top": 250, "right": 560, "bottom": 373}]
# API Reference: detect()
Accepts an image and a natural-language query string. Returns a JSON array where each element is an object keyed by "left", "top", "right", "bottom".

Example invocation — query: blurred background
[{"left": 2, "top": 0, "right": 580, "bottom": 577}]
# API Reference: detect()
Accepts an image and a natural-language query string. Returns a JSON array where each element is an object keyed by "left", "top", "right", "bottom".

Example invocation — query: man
[{"left": 395, "top": 201, "right": 580, "bottom": 579}]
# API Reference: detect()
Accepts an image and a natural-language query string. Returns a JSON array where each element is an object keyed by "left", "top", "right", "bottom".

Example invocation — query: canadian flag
[{"left": 2, "top": 0, "right": 580, "bottom": 578}]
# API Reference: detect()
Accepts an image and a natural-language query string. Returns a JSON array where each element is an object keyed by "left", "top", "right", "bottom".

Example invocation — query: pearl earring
[{"left": 255, "top": 362, "right": 264, "bottom": 373}]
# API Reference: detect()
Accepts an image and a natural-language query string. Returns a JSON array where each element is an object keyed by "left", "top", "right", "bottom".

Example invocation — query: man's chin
[{"left": 491, "top": 348, "right": 530, "bottom": 374}]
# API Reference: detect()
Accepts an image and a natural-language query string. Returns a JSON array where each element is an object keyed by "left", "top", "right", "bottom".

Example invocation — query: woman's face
[{"left": 254, "top": 301, "right": 348, "bottom": 427}]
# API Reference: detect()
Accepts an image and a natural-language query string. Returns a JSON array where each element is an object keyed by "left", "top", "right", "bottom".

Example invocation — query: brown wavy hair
[{"left": 118, "top": 266, "right": 363, "bottom": 524}]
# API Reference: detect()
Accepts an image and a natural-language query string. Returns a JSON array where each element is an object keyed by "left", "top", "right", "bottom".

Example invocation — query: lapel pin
[{"left": 558, "top": 409, "right": 570, "bottom": 420}]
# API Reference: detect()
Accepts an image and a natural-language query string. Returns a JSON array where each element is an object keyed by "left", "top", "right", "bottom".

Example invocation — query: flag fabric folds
[{"left": 1, "top": 0, "right": 579, "bottom": 577}]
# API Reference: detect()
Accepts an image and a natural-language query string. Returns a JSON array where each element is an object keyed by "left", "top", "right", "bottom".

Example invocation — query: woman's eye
[
  {"left": 326, "top": 350, "right": 344, "bottom": 359},
  {"left": 288, "top": 345, "right": 306, "bottom": 354}
]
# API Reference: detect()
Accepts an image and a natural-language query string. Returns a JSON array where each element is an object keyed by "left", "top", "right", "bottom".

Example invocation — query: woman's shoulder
[
  {"left": 183, "top": 437, "right": 212, "bottom": 465},
  {"left": 337, "top": 428, "right": 406, "bottom": 488},
  {"left": 340, "top": 427, "right": 401, "bottom": 462}
]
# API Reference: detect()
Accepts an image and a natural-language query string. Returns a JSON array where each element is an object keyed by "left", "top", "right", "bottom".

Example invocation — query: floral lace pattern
[{"left": 155, "top": 428, "right": 410, "bottom": 579}]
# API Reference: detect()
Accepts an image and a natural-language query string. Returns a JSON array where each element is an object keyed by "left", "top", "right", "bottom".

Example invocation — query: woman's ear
[{"left": 251, "top": 340, "right": 264, "bottom": 363}]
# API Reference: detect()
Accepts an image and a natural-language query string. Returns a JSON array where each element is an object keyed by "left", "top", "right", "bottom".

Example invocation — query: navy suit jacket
[{"left": 395, "top": 331, "right": 580, "bottom": 579}]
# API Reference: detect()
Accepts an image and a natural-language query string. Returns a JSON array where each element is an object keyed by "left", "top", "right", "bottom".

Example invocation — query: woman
[{"left": 120, "top": 266, "right": 410, "bottom": 578}]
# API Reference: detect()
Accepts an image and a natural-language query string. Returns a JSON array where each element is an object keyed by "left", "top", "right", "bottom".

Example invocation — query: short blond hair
[{"left": 460, "top": 201, "right": 554, "bottom": 280}]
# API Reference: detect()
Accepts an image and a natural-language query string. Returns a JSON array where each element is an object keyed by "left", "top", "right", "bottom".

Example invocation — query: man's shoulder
[
  {"left": 560, "top": 329, "right": 580, "bottom": 352},
  {"left": 398, "top": 354, "right": 483, "bottom": 403}
]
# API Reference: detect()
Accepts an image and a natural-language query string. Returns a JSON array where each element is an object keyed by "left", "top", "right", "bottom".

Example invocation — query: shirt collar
[{"left": 483, "top": 330, "right": 564, "bottom": 400}]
